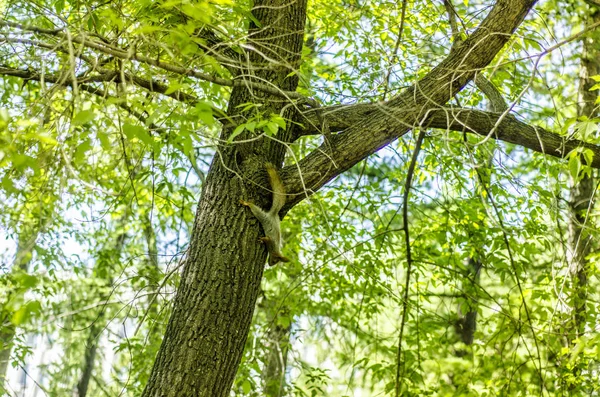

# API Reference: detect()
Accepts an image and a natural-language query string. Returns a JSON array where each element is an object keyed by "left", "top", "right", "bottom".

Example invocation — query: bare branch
[
  {"left": 0, "top": 66, "right": 118, "bottom": 84},
  {"left": 395, "top": 128, "right": 426, "bottom": 395},
  {"left": 0, "top": 18, "right": 318, "bottom": 107},
  {"left": 425, "top": 108, "right": 600, "bottom": 166},
  {"left": 0, "top": 66, "right": 209, "bottom": 109},
  {"left": 382, "top": 0, "right": 408, "bottom": 100}
]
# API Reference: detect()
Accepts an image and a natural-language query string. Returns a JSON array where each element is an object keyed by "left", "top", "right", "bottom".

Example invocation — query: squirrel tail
[
  {"left": 265, "top": 163, "right": 285, "bottom": 214},
  {"left": 269, "top": 253, "right": 290, "bottom": 266}
]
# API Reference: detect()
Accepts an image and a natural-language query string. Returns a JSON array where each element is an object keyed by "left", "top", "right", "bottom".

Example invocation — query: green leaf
[
  {"left": 245, "top": 121, "right": 256, "bottom": 132},
  {"left": 179, "top": 130, "right": 194, "bottom": 154},
  {"left": 74, "top": 138, "right": 93, "bottom": 162},
  {"left": 569, "top": 153, "right": 581, "bottom": 180},
  {"left": 165, "top": 82, "right": 186, "bottom": 95},
  {"left": 72, "top": 110, "right": 95, "bottom": 126},
  {"left": 227, "top": 124, "right": 246, "bottom": 143},
  {"left": 244, "top": 10, "right": 262, "bottom": 27},
  {"left": 23, "top": 133, "right": 57, "bottom": 145},
  {"left": 277, "top": 315, "right": 291, "bottom": 328},
  {"left": 236, "top": 102, "right": 260, "bottom": 112},
  {"left": 54, "top": 0, "right": 65, "bottom": 14},
  {"left": 123, "top": 123, "right": 155, "bottom": 147},
  {"left": 97, "top": 131, "right": 111, "bottom": 150},
  {"left": 241, "top": 380, "right": 252, "bottom": 394},
  {"left": 270, "top": 114, "right": 287, "bottom": 130},
  {"left": 265, "top": 121, "right": 279, "bottom": 135},
  {"left": 11, "top": 301, "right": 42, "bottom": 325},
  {"left": 0, "top": 108, "right": 9, "bottom": 128},
  {"left": 583, "top": 149, "right": 594, "bottom": 166},
  {"left": 194, "top": 103, "right": 214, "bottom": 126},
  {"left": 574, "top": 120, "right": 598, "bottom": 139},
  {"left": 181, "top": 3, "right": 212, "bottom": 22},
  {"left": 15, "top": 273, "right": 39, "bottom": 289}
]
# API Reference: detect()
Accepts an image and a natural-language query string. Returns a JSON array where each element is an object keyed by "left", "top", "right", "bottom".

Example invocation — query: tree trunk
[
  {"left": 455, "top": 258, "right": 482, "bottom": 349},
  {"left": 142, "top": 1, "right": 307, "bottom": 395},
  {"left": 140, "top": 0, "right": 535, "bottom": 394},
  {"left": 76, "top": 320, "right": 104, "bottom": 397},
  {"left": 76, "top": 231, "right": 127, "bottom": 397},
  {"left": 568, "top": 7, "right": 600, "bottom": 343},
  {"left": 455, "top": 75, "right": 507, "bottom": 352},
  {"left": 261, "top": 303, "right": 291, "bottom": 397},
  {"left": 0, "top": 232, "right": 39, "bottom": 389}
]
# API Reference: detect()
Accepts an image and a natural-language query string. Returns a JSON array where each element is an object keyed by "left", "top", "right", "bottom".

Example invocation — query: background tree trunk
[
  {"left": 0, "top": 232, "right": 39, "bottom": 389},
  {"left": 76, "top": 230, "right": 127, "bottom": 397},
  {"left": 261, "top": 303, "right": 291, "bottom": 397},
  {"left": 142, "top": 1, "right": 307, "bottom": 395},
  {"left": 455, "top": 74, "right": 507, "bottom": 351},
  {"left": 568, "top": 6, "right": 600, "bottom": 343}
]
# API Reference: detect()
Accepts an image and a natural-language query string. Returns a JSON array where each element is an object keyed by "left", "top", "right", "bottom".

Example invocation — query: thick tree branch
[
  {"left": 0, "top": 66, "right": 118, "bottom": 84},
  {"left": 280, "top": 0, "right": 537, "bottom": 209},
  {"left": 298, "top": 104, "right": 599, "bottom": 170},
  {"left": 425, "top": 108, "right": 600, "bottom": 167},
  {"left": 474, "top": 74, "right": 508, "bottom": 112},
  {"left": 443, "top": 0, "right": 508, "bottom": 112}
]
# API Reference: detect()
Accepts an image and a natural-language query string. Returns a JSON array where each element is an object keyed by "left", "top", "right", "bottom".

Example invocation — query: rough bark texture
[
  {"left": 141, "top": 1, "right": 307, "bottom": 395},
  {"left": 568, "top": 7, "right": 600, "bottom": 343}
]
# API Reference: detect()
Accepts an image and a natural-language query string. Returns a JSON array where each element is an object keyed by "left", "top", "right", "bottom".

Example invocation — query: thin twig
[
  {"left": 383, "top": 0, "right": 408, "bottom": 101},
  {"left": 0, "top": 18, "right": 319, "bottom": 107},
  {"left": 395, "top": 129, "right": 426, "bottom": 396},
  {"left": 464, "top": 139, "right": 546, "bottom": 394}
]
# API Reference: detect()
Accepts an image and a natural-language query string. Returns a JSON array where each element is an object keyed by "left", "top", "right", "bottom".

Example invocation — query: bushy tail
[
  {"left": 269, "top": 253, "right": 290, "bottom": 267},
  {"left": 265, "top": 163, "right": 285, "bottom": 214}
]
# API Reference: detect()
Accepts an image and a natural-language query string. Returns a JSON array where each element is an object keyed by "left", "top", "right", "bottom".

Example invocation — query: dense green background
[{"left": 1, "top": 0, "right": 599, "bottom": 395}]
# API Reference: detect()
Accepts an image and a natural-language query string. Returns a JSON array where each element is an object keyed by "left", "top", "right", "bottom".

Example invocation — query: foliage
[{"left": 0, "top": 0, "right": 599, "bottom": 396}]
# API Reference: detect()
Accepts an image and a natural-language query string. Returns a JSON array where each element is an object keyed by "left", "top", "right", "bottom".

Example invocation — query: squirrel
[{"left": 240, "top": 163, "right": 290, "bottom": 266}]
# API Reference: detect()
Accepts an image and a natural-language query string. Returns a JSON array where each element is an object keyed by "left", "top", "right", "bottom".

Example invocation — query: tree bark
[
  {"left": 142, "top": 1, "right": 307, "bottom": 395},
  {"left": 568, "top": 5, "right": 600, "bottom": 344}
]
